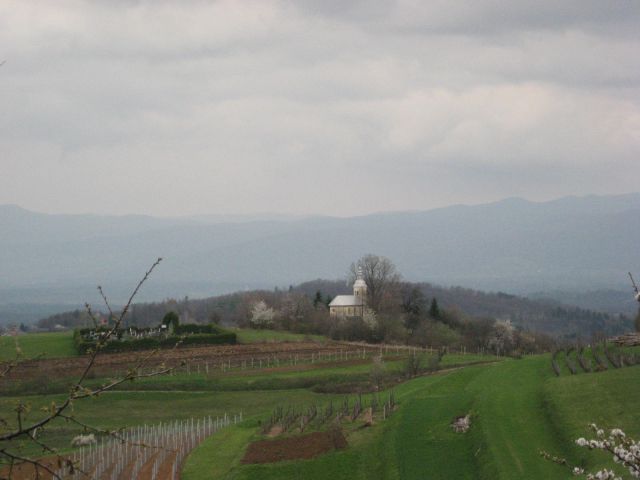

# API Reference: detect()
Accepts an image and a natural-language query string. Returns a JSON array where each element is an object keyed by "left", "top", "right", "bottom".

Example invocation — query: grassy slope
[
  {"left": 545, "top": 366, "right": 640, "bottom": 474},
  {"left": 208, "top": 357, "right": 640, "bottom": 480},
  {"left": 183, "top": 367, "right": 487, "bottom": 480},
  {"left": 4, "top": 330, "right": 638, "bottom": 480},
  {"left": 467, "top": 357, "right": 569, "bottom": 479},
  {"left": 0, "top": 331, "right": 76, "bottom": 361},
  {"left": 0, "top": 351, "right": 496, "bottom": 466}
]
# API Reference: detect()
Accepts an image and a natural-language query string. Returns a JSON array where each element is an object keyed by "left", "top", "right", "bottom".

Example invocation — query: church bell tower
[{"left": 353, "top": 267, "right": 367, "bottom": 304}]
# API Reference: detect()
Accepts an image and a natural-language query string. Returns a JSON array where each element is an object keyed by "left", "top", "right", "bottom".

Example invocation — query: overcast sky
[{"left": 1, "top": 0, "right": 639, "bottom": 217}]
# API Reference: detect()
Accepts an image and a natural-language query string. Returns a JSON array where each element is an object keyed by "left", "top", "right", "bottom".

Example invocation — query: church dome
[{"left": 353, "top": 278, "right": 367, "bottom": 289}]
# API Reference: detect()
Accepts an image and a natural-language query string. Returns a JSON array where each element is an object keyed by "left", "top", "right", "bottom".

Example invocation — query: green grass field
[
  {"left": 0, "top": 328, "right": 324, "bottom": 363},
  {"left": 182, "top": 356, "right": 640, "bottom": 480},
  {"left": 2, "top": 332, "right": 639, "bottom": 479},
  {"left": 0, "top": 331, "right": 76, "bottom": 361}
]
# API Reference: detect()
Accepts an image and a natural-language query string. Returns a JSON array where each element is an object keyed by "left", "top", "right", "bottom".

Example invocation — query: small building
[{"left": 329, "top": 268, "right": 368, "bottom": 318}]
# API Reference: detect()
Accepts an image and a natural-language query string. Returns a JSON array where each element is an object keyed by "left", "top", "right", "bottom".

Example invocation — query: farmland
[
  {"left": 183, "top": 355, "right": 640, "bottom": 480},
  {"left": 1, "top": 331, "right": 639, "bottom": 479},
  {"left": 0, "top": 331, "right": 76, "bottom": 361}
]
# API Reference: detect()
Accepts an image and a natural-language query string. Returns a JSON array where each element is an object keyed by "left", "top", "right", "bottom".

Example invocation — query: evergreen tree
[
  {"left": 324, "top": 295, "right": 333, "bottom": 308},
  {"left": 313, "top": 291, "right": 323, "bottom": 309},
  {"left": 429, "top": 298, "right": 441, "bottom": 319},
  {"left": 162, "top": 311, "right": 180, "bottom": 330}
]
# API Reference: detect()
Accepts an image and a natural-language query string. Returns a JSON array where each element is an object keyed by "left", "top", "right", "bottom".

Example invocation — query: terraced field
[{"left": 183, "top": 355, "right": 640, "bottom": 480}]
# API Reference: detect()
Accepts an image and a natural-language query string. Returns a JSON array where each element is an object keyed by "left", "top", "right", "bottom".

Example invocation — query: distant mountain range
[{"left": 1, "top": 193, "right": 639, "bottom": 323}]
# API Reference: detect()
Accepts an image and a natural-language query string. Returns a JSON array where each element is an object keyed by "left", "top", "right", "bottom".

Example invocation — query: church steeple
[{"left": 353, "top": 267, "right": 367, "bottom": 303}]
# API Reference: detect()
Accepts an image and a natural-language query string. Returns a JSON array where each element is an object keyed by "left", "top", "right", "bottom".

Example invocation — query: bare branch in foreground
[{"left": 0, "top": 258, "right": 172, "bottom": 478}]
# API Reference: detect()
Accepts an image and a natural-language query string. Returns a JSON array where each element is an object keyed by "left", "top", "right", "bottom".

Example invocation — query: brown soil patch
[
  {"left": 241, "top": 429, "right": 348, "bottom": 464},
  {"left": 266, "top": 425, "right": 283, "bottom": 437}
]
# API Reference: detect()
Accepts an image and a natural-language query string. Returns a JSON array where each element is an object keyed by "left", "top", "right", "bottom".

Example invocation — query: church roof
[{"left": 329, "top": 295, "right": 364, "bottom": 307}]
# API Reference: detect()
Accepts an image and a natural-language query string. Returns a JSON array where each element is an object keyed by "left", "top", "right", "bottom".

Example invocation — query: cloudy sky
[{"left": 1, "top": 0, "right": 639, "bottom": 217}]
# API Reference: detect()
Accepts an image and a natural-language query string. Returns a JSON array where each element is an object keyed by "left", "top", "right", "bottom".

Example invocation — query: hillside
[
  {"left": 37, "top": 279, "right": 633, "bottom": 339},
  {"left": 294, "top": 280, "right": 633, "bottom": 339}
]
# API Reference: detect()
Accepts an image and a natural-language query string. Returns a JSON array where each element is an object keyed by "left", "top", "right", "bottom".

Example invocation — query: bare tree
[
  {"left": 349, "top": 254, "right": 401, "bottom": 313},
  {"left": 0, "top": 258, "right": 177, "bottom": 479}
]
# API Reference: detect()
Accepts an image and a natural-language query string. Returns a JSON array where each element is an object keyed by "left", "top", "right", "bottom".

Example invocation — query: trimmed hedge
[
  {"left": 174, "top": 324, "right": 224, "bottom": 335},
  {"left": 73, "top": 326, "right": 236, "bottom": 354}
]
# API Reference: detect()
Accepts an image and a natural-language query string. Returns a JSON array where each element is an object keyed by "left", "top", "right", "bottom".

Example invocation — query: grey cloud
[{"left": 0, "top": 0, "right": 639, "bottom": 217}]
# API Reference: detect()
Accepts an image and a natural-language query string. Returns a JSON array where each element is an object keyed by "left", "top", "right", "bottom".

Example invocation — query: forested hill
[
  {"left": 38, "top": 279, "right": 633, "bottom": 340},
  {"left": 293, "top": 280, "right": 632, "bottom": 338}
]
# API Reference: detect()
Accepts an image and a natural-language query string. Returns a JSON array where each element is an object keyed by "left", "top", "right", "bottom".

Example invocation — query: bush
[
  {"left": 73, "top": 326, "right": 236, "bottom": 354},
  {"left": 174, "top": 324, "right": 223, "bottom": 335},
  {"left": 162, "top": 311, "right": 180, "bottom": 330},
  {"left": 427, "top": 350, "right": 444, "bottom": 372},
  {"left": 403, "top": 352, "right": 424, "bottom": 378}
]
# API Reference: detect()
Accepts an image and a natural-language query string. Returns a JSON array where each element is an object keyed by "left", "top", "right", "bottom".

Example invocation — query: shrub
[
  {"left": 162, "top": 311, "right": 180, "bottom": 330},
  {"left": 174, "top": 324, "right": 223, "bottom": 335},
  {"left": 427, "top": 350, "right": 445, "bottom": 372},
  {"left": 403, "top": 352, "right": 424, "bottom": 378},
  {"left": 73, "top": 327, "right": 236, "bottom": 354}
]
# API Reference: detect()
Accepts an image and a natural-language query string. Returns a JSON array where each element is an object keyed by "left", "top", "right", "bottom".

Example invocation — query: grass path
[
  {"left": 467, "top": 358, "right": 569, "bottom": 479},
  {"left": 393, "top": 367, "right": 482, "bottom": 480}
]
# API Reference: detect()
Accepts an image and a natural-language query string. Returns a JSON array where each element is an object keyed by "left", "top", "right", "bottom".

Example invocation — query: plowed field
[{"left": 5, "top": 342, "right": 375, "bottom": 381}]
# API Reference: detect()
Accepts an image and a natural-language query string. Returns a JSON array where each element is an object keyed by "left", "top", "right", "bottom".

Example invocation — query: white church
[{"left": 328, "top": 268, "right": 369, "bottom": 319}]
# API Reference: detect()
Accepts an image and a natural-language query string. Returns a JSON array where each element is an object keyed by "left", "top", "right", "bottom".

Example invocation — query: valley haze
[{"left": 1, "top": 193, "right": 639, "bottom": 324}]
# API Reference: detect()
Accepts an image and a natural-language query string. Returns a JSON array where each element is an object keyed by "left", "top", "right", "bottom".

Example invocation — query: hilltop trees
[
  {"left": 350, "top": 254, "right": 401, "bottom": 313},
  {"left": 313, "top": 291, "right": 323, "bottom": 309},
  {"left": 400, "top": 284, "right": 426, "bottom": 334},
  {"left": 429, "top": 298, "right": 441, "bottom": 318}
]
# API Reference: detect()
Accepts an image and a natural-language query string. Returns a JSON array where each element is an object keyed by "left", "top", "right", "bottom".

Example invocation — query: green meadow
[
  {"left": 0, "top": 328, "right": 324, "bottom": 362},
  {"left": 0, "top": 331, "right": 76, "bottom": 361},
  {"left": 182, "top": 356, "right": 640, "bottom": 480},
  {"left": 1, "top": 331, "right": 639, "bottom": 479}
]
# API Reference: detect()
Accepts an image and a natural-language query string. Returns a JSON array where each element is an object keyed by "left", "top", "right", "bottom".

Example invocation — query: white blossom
[
  {"left": 558, "top": 425, "right": 640, "bottom": 480},
  {"left": 249, "top": 300, "right": 275, "bottom": 328}
]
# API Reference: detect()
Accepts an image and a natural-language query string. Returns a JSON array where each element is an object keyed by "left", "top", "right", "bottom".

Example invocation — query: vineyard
[
  {"left": 550, "top": 342, "right": 640, "bottom": 376},
  {"left": 0, "top": 414, "right": 240, "bottom": 480},
  {"left": 259, "top": 391, "right": 396, "bottom": 437},
  {"left": 3, "top": 341, "right": 477, "bottom": 383}
]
